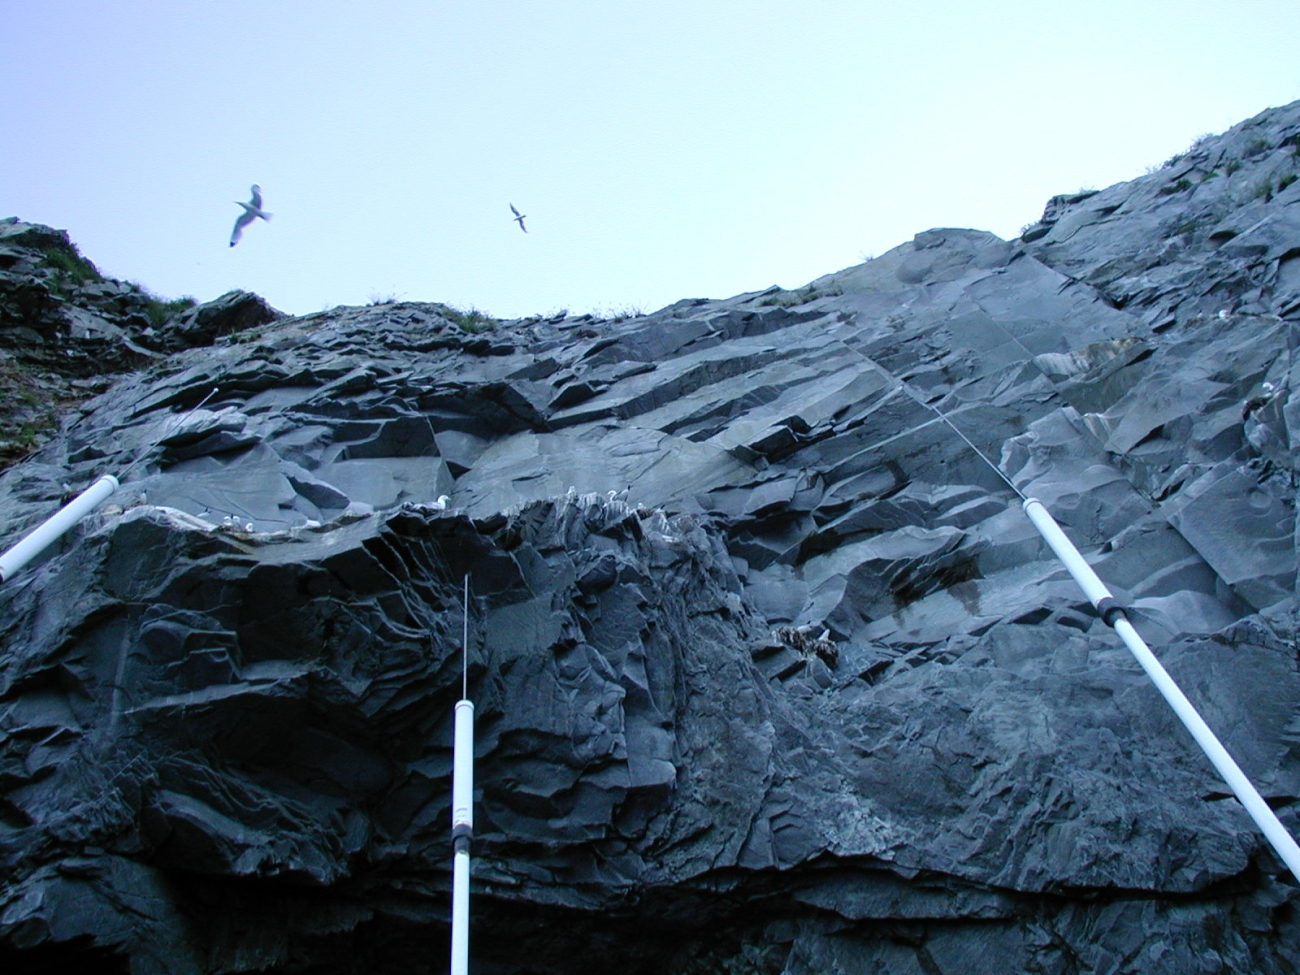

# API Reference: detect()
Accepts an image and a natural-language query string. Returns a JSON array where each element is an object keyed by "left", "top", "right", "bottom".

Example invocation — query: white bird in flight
[
  {"left": 230, "top": 185, "right": 272, "bottom": 246},
  {"left": 510, "top": 203, "right": 527, "bottom": 233}
]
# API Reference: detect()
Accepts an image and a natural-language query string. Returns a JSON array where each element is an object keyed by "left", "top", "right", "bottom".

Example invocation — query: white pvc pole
[
  {"left": 451, "top": 846, "right": 470, "bottom": 972},
  {"left": 1022, "top": 499, "right": 1113, "bottom": 609},
  {"left": 450, "top": 571, "right": 474, "bottom": 975},
  {"left": 1023, "top": 497, "right": 1300, "bottom": 879},
  {"left": 0, "top": 474, "right": 119, "bottom": 583},
  {"left": 450, "top": 698, "right": 474, "bottom": 975}
]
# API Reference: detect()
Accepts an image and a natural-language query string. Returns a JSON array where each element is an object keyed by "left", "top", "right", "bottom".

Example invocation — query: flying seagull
[
  {"left": 230, "top": 184, "right": 272, "bottom": 246},
  {"left": 510, "top": 203, "right": 527, "bottom": 233}
]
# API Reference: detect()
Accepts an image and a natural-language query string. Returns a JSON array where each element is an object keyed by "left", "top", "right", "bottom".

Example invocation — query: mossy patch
[{"left": 439, "top": 304, "right": 497, "bottom": 332}]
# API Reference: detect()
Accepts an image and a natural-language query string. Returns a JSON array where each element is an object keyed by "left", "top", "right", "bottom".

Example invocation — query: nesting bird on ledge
[{"left": 230, "top": 185, "right": 272, "bottom": 246}]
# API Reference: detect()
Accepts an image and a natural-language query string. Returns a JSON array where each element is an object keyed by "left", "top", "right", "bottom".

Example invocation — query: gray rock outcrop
[
  {"left": 0, "top": 218, "right": 284, "bottom": 468},
  {"left": 3, "top": 101, "right": 1300, "bottom": 973}
]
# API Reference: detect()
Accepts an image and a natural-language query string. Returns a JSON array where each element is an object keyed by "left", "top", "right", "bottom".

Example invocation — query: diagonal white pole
[
  {"left": 450, "top": 574, "right": 474, "bottom": 975},
  {"left": 1023, "top": 497, "right": 1300, "bottom": 879},
  {"left": 0, "top": 474, "right": 119, "bottom": 583},
  {"left": 0, "top": 386, "right": 220, "bottom": 585}
]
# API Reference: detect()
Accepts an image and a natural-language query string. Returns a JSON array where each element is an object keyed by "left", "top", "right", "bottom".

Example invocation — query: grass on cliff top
[
  {"left": 39, "top": 243, "right": 103, "bottom": 299},
  {"left": 125, "top": 283, "right": 198, "bottom": 328},
  {"left": 38, "top": 243, "right": 102, "bottom": 286},
  {"left": 148, "top": 295, "right": 199, "bottom": 328},
  {"left": 36, "top": 244, "right": 197, "bottom": 328},
  {"left": 438, "top": 304, "right": 496, "bottom": 332},
  {"left": 590, "top": 304, "right": 644, "bottom": 322}
]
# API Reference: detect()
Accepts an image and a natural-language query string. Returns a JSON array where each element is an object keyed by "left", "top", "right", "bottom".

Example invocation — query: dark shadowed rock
[
  {"left": 162, "top": 289, "right": 285, "bottom": 349},
  {"left": 4, "top": 101, "right": 1300, "bottom": 974}
]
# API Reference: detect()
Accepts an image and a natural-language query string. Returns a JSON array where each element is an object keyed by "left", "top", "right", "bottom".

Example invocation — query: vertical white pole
[
  {"left": 450, "top": 700, "right": 474, "bottom": 975},
  {"left": 0, "top": 474, "right": 119, "bottom": 583},
  {"left": 450, "top": 575, "right": 474, "bottom": 975},
  {"left": 1022, "top": 498, "right": 1300, "bottom": 879}
]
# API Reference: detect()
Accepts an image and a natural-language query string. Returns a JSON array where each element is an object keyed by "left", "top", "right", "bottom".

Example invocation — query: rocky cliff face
[
  {"left": 0, "top": 216, "right": 282, "bottom": 469},
  {"left": 2, "top": 102, "right": 1300, "bottom": 974}
]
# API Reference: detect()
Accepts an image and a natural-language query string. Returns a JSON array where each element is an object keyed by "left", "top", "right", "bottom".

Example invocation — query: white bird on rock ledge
[{"left": 230, "top": 185, "right": 272, "bottom": 246}]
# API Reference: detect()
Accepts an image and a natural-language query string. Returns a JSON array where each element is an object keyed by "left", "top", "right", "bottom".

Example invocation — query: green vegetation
[
  {"left": 0, "top": 359, "right": 61, "bottom": 468},
  {"left": 38, "top": 244, "right": 101, "bottom": 286},
  {"left": 1254, "top": 179, "right": 1275, "bottom": 202},
  {"left": 440, "top": 304, "right": 496, "bottom": 332},
  {"left": 1224, "top": 158, "right": 1242, "bottom": 176},
  {"left": 1279, "top": 173, "right": 1298, "bottom": 193},
  {"left": 1246, "top": 136, "right": 1272, "bottom": 157},
  {"left": 145, "top": 295, "right": 198, "bottom": 328},
  {"left": 592, "top": 305, "right": 644, "bottom": 322},
  {"left": 38, "top": 243, "right": 103, "bottom": 299},
  {"left": 126, "top": 281, "right": 198, "bottom": 328},
  {"left": 1158, "top": 178, "right": 1194, "bottom": 196},
  {"left": 229, "top": 324, "right": 271, "bottom": 344},
  {"left": 13, "top": 422, "right": 44, "bottom": 448},
  {"left": 1153, "top": 134, "right": 1216, "bottom": 175}
]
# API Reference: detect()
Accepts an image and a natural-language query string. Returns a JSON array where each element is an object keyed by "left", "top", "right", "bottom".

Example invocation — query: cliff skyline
[{"left": 2, "top": 95, "right": 1300, "bottom": 974}]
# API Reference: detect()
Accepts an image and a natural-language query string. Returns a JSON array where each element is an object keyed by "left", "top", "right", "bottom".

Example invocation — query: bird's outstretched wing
[
  {"left": 231, "top": 184, "right": 271, "bottom": 244},
  {"left": 230, "top": 210, "right": 255, "bottom": 246},
  {"left": 510, "top": 203, "right": 521, "bottom": 217}
]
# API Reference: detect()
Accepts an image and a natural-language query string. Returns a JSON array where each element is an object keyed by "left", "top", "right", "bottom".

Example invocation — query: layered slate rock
[
  {"left": 0, "top": 216, "right": 283, "bottom": 468},
  {"left": 3, "top": 101, "right": 1300, "bottom": 974}
]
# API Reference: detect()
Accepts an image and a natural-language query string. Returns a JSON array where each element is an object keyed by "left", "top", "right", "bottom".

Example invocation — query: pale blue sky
[{"left": 4, "top": 1, "right": 1298, "bottom": 319}]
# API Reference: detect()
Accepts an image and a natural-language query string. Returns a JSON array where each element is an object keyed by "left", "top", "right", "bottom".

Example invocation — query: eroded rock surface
[
  {"left": 0, "top": 217, "right": 283, "bottom": 468},
  {"left": 3, "top": 101, "right": 1300, "bottom": 973}
]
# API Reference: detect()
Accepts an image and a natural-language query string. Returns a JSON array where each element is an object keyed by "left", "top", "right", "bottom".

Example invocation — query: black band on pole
[
  {"left": 453, "top": 834, "right": 472, "bottom": 855},
  {"left": 1095, "top": 596, "right": 1126, "bottom": 627},
  {"left": 452, "top": 823, "right": 473, "bottom": 842}
]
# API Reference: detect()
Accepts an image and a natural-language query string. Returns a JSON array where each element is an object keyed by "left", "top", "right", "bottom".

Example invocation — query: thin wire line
[
  {"left": 836, "top": 335, "right": 1027, "bottom": 501},
  {"left": 924, "top": 400, "right": 1027, "bottom": 501},
  {"left": 462, "top": 573, "right": 470, "bottom": 701},
  {"left": 118, "top": 386, "right": 220, "bottom": 482}
]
